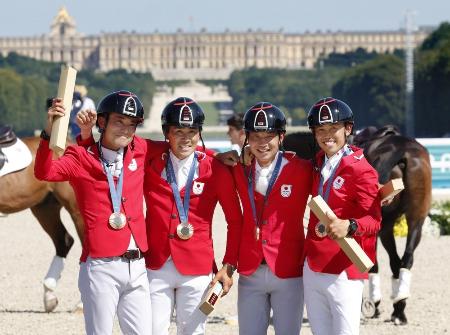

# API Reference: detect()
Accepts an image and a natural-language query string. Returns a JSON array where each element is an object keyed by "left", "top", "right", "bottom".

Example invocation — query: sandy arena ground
[{"left": 0, "top": 206, "right": 449, "bottom": 335}]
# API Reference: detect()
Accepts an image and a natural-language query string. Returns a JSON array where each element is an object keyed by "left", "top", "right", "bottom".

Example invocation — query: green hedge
[{"left": 430, "top": 201, "right": 450, "bottom": 235}]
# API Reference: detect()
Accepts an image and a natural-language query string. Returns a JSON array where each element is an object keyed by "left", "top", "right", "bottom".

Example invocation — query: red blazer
[
  {"left": 233, "top": 152, "right": 312, "bottom": 278},
  {"left": 304, "top": 145, "right": 381, "bottom": 279},
  {"left": 34, "top": 136, "right": 166, "bottom": 262},
  {"left": 144, "top": 151, "right": 243, "bottom": 276}
]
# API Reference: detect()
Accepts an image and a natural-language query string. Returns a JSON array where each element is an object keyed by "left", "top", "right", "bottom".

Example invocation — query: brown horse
[
  {"left": 353, "top": 125, "right": 432, "bottom": 325},
  {"left": 284, "top": 126, "right": 432, "bottom": 325},
  {"left": 0, "top": 135, "right": 84, "bottom": 312}
]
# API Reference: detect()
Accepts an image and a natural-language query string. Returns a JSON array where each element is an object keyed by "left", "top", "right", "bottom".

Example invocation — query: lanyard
[
  {"left": 102, "top": 161, "right": 124, "bottom": 214},
  {"left": 318, "top": 146, "right": 352, "bottom": 202},
  {"left": 247, "top": 152, "right": 283, "bottom": 228},
  {"left": 166, "top": 153, "right": 197, "bottom": 224}
]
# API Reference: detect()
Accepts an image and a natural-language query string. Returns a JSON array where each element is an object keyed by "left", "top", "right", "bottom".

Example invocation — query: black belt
[{"left": 121, "top": 249, "right": 143, "bottom": 260}]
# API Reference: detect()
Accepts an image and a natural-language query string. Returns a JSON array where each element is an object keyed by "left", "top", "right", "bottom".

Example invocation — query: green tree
[
  {"left": 228, "top": 67, "right": 345, "bottom": 126},
  {"left": 0, "top": 53, "right": 156, "bottom": 134},
  {"left": 415, "top": 22, "right": 450, "bottom": 137},
  {"left": 332, "top": 54, "right": 405, "bottom": 130}
]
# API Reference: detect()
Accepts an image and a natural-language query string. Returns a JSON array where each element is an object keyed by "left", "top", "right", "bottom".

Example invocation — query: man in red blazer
[
  {"left": 35, "top": 91, "right": 163, "bottom": 335},
  {"left": 144, "top": 97, "right": 242, "bottom": 335},
  {"left": 303, "top": 97, "right": 382, "bottom": 335},
  {"left": 232, "top": 102, "right": 312, "bottom": 335}
]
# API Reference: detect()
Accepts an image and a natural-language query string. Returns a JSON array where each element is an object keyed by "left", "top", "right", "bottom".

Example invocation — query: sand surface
[{"left": 0, "top": 207, "right": 449, "bottom": 334}]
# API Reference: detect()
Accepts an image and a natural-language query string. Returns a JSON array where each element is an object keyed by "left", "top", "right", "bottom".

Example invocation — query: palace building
[{"left": 0, "top": 7, "right": 433, "bottom": 80}]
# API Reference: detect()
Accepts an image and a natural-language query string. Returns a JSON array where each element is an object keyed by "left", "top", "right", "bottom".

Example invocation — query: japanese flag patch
[
  {"left": 333, "top": 176, "right": 345, "bottom": 190},
  {"left": 128, "top": 158, "right": 137, "bottom": 171},
  {"left": 281, "top": 184, "right": 292, "bottom": 198},
  {"left": 193, "top": 181, "right": 205, "bottom": 195}
]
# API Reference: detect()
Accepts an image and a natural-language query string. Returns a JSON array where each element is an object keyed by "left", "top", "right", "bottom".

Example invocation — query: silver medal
[
  {"left": 109, "top": 212, "right": 127, "bottom": 230},
  {"left": 177, "top": 222, "right": 194, "bottom": 240},
  {"left": 315, "top": 222, "right": 327, "bottom": 238}
]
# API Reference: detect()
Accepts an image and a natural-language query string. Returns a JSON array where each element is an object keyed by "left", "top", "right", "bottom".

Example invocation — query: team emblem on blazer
[
  {"left": 333, "top": 176, "right": 345, "bottom": 190},
  {"left": 128, "top": 158, "right": 137, "bottom": 171},
  {"left": 193, "top": 181, "right": 205, "bottom": 195},
  {"left": 280, "top": 184, "right": 292, "bottom": 197}
]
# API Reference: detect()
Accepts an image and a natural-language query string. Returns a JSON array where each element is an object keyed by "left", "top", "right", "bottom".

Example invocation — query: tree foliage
[
  {"left": 228, "top": 67, "right": 345, "bottom": 125},
  {"left": 415, "top": 22, "right": 450, "bottom": 137},
  {"left": 332, "top": 54, "right": 405, "bottom": 130},
  {"left": 320, "top": 48, "right": 379, "bottom": 68},
  {"left": 0, "top": 53, "right": 156, "bottom": 136}
]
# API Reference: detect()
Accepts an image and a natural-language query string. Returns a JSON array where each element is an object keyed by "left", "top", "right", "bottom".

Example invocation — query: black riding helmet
[
  {"left": 241, "top": 102, "right": 287, "bottom": 163},
  {"left": 243, "top": 102, "right": 286, "bottom": 133},
  {"left": 307, "top": 97, "right": 355, "bottom": 170},
  {"left": 307, "top": 97, "right": 354, "bottom": 128},
  {"left": 161, "top": 97, "right": 205, "bottom": 134},
  {"left": 96, "top": 90, "right": 144, "bottom": 130},
  {"left": 161, "top": 97, "right": 206, "bottom": 150}
]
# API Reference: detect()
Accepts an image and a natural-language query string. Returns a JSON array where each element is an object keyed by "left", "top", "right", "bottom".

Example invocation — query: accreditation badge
[{"left": 109, "top": 212, "right": 127, "bottom": 230}]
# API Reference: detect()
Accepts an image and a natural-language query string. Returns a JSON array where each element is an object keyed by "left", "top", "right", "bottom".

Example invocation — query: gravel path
[{"left": 0, "top": 207, "right": 449, "bottom": 334}]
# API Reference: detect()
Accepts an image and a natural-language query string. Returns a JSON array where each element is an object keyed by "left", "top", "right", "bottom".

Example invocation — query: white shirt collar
[
  {"left": 324, "top": 145, "right": 349, "bottom": 171},
  {"left": 101, "top": 146, "right": 123, "bottom": 164},
  {"left": 169, "top": 151, "right": 195, "bottom": 172},
  {"left": 255, "top": 151, "right": 281, "bottom": 177}
]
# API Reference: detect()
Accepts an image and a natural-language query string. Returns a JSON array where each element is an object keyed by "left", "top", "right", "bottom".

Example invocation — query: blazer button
[
  {"left": 168, "top": 234, "right": 175, "bottom": 239},
  {"left": 171, "top": 214, "right": 177, "bottom": 219},
  {"left": 262, "top": 220, "right": 268, "bottom": 225},
  {"left": 262, "top": 239, "right": 267, "bottom": 244},
  {"left": 127, "top": 216, "right": 132, "bottom": 222},
  {"left": 121, "top": 197, "right": 127, "bottom": 202}
]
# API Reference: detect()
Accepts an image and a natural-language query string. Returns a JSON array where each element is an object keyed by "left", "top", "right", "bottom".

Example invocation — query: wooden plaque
[
  {"left": 379, "top": 178, "right": 405, "bottom": 202},
  {"left": 49, "top": 65, "right": 77, "bottom": 155},
  {"left": 308, "top": 195, "right": 374, "bottom": 273}
]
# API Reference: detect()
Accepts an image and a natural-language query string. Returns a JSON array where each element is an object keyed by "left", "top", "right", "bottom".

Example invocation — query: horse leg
[
  {"left": 368, "top": 239, "right": 381, "bottom": 318},
  {"left": 51, "top": 182, "right": 84, "bottom": 243},
  {"left": 390, "top": 216, "right": 426, "bottom": 325},
  {"left": 378, "top": 216, "right": 408, "bottom": 324},
  {"left": 30, "top": 193, "right": 74, "bottom": 312}
]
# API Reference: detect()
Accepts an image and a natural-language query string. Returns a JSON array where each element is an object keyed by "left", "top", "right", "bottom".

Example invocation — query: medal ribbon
[
  {"left": 318, "top": 145, "right": 352, "bottom": 202},
  {"left": 166, "top": 152, "right": 197, "bottom": 224},
  {"left": 247, "top": 152, "right": 283, "bottom": 229},
  {"left": 102, "top": 161, "right": 124, "bottom": 215}
]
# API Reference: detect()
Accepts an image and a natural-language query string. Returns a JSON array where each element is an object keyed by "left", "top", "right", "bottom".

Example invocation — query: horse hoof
[
  {"left": 391, "top": 315, "right": 408, "bottom": 326},
  {"left": 361, "top": 298, "right": 377, "bottom": 318},
  {"left": 44, "top": 290, "right": 58, "bottom": 312},
  {"left": 391, "top": 299, "right": 407, "bottom": 325},
  {"left": 374, "top": 301, "right": 381, "bottom": 318}
]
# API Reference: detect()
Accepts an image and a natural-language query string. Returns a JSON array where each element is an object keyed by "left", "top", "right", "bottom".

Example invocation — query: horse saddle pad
[{"left": 0, "top": 138, "right": 32, "bottom": 177}]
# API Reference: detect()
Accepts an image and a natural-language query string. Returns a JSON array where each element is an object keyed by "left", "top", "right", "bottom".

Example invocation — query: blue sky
[{"left": 1, "top": 0, "right": 449, "bottom": 36}]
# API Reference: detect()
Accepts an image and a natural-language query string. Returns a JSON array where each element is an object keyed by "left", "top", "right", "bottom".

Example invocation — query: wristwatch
[
  {"left": 40, "top": 129, "right": 51, "bottom": 141},
  {"left": 347, "top": 218, "right": 358, "bottom": 237},
  {"left": 224, "top": 263, "right": 237, "bottom": 274}
]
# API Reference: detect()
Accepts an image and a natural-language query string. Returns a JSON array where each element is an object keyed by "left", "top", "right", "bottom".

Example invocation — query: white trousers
[
  {"left": 238, "top": 264, "right": 304, "bottom": 335},
  {"left": 303, "top": 260, "right": 363, "bottom": 335},
  {"left": 147, "top": 259, "right": 211, "bottom": 335},
  {"left": 78, "top": 256, "right": 152, "bottom": 335}
]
